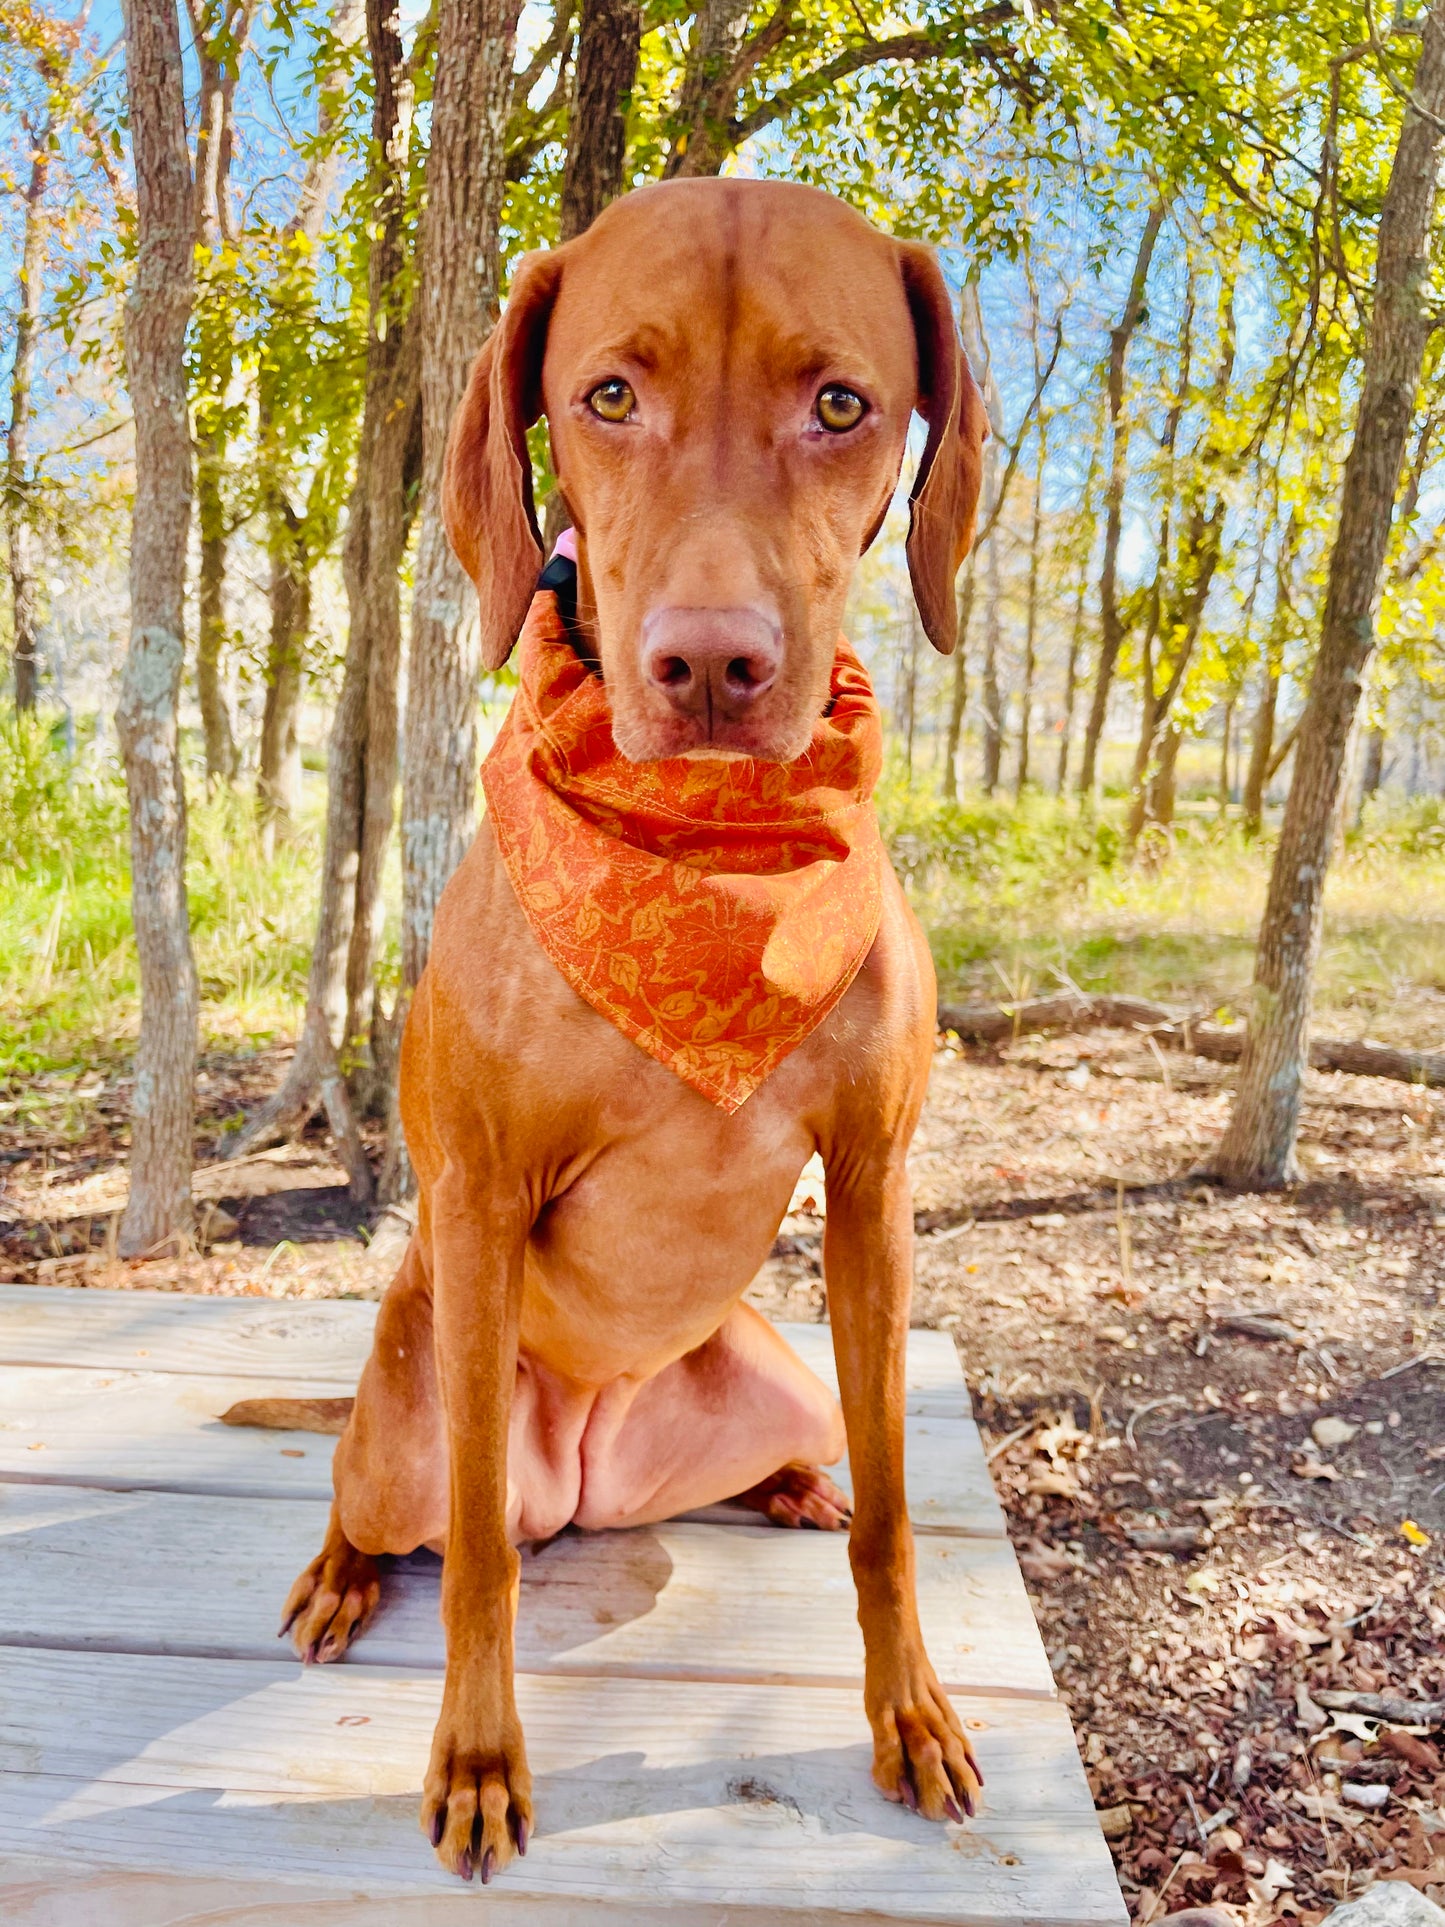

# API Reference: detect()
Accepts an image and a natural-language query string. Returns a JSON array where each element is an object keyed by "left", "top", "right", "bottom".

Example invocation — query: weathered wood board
[
  {"left": 0, "top": 1362, "right": 1004, "bottom": 1535},
  {"left": 0, "top": 1647, "right": 1126, "bottom": 1924},
  {"left": 0, "top": 1285, "right": 972, "bottom": 1417},
  {"left": 0, "top": 1285, "right": 1125, "bottom": 1924},
  {"left": 0, "top": 1482, "right": 1052, "bottom": 1697}
]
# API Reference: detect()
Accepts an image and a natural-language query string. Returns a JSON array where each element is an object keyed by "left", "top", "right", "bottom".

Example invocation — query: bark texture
[
  {"left": 225, "top": 0, "right": 419, "bottom": 1197},
  {"left": 195, "top": 437, "right": 239, "bottom": 782},
  {"left": 664, "top": 0, "right": 752, "bottom": 178},
  {"left": 257, "top": 500, "right": 307, "bottom": 846},
  {"left": 559, "top": 0, "right": 641, "bottom": 241},
  {"left": 1078, "top": 199, "right": 1167, "bottom": 797},
  {"left": 6, "top": 99, "right": 52, "bottom": 713},
  {"left": 189, "top": 0, "right": 259, "bottom": 782},
  {"left": 1210, "top": 1, "right": 1445, "bottom": 1187},
  {"left": 941, "top": 558, "right": 974, "bottom": 802},
  {"left": 398, "top": 0, "right": 520, "bottom": 1013},
  {"left": 117, "top": 0, "right": 199, "bottom": 1257}
]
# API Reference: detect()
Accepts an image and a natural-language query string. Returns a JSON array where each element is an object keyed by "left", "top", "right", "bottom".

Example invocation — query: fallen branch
[
  {"left": 1314, "top": 1689, "right": 1445, "bottom": 1727},
  {"left": 937, "top": 992, "right": 1445, "bottom": 1090}
]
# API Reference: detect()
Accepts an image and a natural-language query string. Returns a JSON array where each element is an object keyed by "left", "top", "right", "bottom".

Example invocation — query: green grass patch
[{"left": 0, "top": 717, "right": 325, "bottom": 1082}]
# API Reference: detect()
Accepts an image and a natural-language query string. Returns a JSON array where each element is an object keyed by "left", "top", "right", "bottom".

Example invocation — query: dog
[{"left": 277, "top": 176, "right": 987, "bottom": 1883}]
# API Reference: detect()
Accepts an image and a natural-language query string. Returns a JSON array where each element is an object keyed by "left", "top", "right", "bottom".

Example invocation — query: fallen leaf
[
  {"left": 1379, "top": 1729, "right": 1443, "bottom": 1774},
  {"left": 1096, "top": 1802, "right": 1133, "bottom": 1839},
  {"left": 1401, "top": 1518, "right": 1430, "bottom": 1547}
]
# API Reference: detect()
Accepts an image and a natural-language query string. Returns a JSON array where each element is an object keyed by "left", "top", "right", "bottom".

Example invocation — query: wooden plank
[
  {"left": 0, "top": 1364, "right": 1004, "bottom": 1535},
  {"left": 0, "top": 1647, "right": 1127, "bottom": 1925},
  {"left": 0, "top": 1484, "right": 1051, "bottom": 1699},
  {"left": 0, "top": 1286, "right": 971, "bottom": 1418}
]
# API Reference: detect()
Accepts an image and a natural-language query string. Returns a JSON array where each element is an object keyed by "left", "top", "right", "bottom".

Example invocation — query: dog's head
[{"left": 445, "top": 178, "right": 987, "bottom": 763}]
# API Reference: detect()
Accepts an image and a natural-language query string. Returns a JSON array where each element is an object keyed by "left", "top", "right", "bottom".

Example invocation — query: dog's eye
[
  {"left": 816, "top": 385, "right": 866, "bottom": 433},
  {"left": 588, "top": 379, "right": 636, "bottom": 422}
]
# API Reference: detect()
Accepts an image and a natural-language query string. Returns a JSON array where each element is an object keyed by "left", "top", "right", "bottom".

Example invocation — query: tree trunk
[
  {"left": 389, "top": 0, "right": 520, "bottom": 1198},
  {"left": 1242, "top": 665, "right": 1277, "bottom": 836},
  {"left": 1143, "top": 721, "right": 1181, "bottom": 832},
  {"left": 1209, "top": 0, "right": 1445, "bottom": 1189},
  {"left": 257, "top": 507, "right": 307, "bottom": 849},
  {"left": 189, "top": 0, "right": 257, "bottom": 778},
  {"left": 980, "top": 534, "right": 1003, "bottom": 796},
  {"left": 1056, "top": 568, "right": 1088, "bottom": 795},
  {"left": 195, "top": 433, "right": 238, "bottom": 782},
  {"left": 559, "top": 0, "right": 641, "bottom": 241},
  {"left": 941, "top": 556, "right": 974, "bottom": 802},
  {"left": 1358, "top": 726, "right": 1386, "bottom": 809},
  {"left": 1015, "top": 439, "right": 1044, "bottom": 798},
  {"left": 6, "top": 106, "right": 52, "bottom": 713},
  {"left": 1078, "top": 199, "right": 1167, "bottom": 797},
  {"left": 223, "top": 0, "right": 419, "bottom": 1197},
  {"left": 1218, "top": 693, "right": 1234, "bottom": 817},
  {"left": 116, "top": 0, "right": 199, "bottom": 1257},
  {"left": 663, "top": 0, "right": 751, "bottom": 178}
]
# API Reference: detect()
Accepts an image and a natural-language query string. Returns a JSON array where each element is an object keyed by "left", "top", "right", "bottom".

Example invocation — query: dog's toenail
[
  {"left": 458, "top": 1849, "right": 472, "bottom": 1882},
  {"left": 516, "top": 1816, "right": 529, "bottom": 1856},
  {"left": 429, "top": 1810, "right": 444, "bottom": 1847},
  {"left": 899, "top": 1779, "right": 918, "bottom": 1812},
  {"left": 944, "top": 1795, "right": 965, "bottom": 1823},
  {"left": 480, "top": 1848, "right": 495, "bottom": 1884}
]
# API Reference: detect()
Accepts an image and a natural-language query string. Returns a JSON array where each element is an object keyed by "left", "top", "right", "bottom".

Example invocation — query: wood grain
[
  {"left": 0, "top": 1483, "right": 1049, "bottom": 1697},
  {"left": 0, "top": 1362, "right": 1003, "bottom": 1534},
  {"left": 0, "top": 1287, "right": 972, "bottom": 1417},
  {"left": 0, "top": 1647, "right": 1126, "bottom": 1924}
]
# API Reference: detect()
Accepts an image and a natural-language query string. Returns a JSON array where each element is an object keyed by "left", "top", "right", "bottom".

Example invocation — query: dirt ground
[{"left": 3, "top": 1028, "right": 1443, "bottom": 1922}]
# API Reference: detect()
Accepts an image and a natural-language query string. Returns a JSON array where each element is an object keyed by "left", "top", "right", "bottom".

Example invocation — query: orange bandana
[{"left": 481, "top": 592, "right": 885, "bottom": 1112}]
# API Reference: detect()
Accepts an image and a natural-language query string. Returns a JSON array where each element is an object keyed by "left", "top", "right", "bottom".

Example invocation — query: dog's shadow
[{"left": 386, "top": 1525, "right": 677, "bottom": 1670}]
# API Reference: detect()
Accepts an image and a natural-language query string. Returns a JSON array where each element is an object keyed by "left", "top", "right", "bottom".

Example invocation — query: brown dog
[{"left": 280, "top": 178, "right": 986, "bottom": 1883}]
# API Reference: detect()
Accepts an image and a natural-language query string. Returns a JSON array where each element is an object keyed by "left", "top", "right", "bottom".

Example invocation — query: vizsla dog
[{"left": 279, "top": 177, "right": 986, "bottom": 1883}]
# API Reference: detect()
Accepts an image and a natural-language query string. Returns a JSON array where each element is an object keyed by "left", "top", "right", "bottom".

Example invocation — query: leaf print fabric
[{"left": 481, "top": 592, "right": 886, "bottom": 1112}]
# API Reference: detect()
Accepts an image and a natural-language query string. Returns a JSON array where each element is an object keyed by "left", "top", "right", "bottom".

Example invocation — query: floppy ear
[
  {"left": 898, "top": 242, "right": 989, "bottom": 656},
  {"left": 443, "top": 249, "right": 564, "bottom": 670}
]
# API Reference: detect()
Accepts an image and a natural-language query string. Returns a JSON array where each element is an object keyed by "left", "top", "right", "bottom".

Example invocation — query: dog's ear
[
  {"left": 443, "top": 248, "right": 564, "bottom": 670},
  {"left": 897, "top": 242, "right": 988, "bottom": 656}
]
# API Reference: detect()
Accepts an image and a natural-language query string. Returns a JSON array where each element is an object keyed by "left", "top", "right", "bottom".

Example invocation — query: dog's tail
[{"left": 219, "top": 1397, "right": 354, "bottom": 1436}]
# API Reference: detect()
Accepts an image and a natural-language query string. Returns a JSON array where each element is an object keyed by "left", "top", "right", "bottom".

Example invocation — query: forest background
[
  {"left": 2, "top": 0, "right": 1444, "bottom": 1218},
  {"left": 5, "top": 3, "right": 1445, "bottom": 1918}
]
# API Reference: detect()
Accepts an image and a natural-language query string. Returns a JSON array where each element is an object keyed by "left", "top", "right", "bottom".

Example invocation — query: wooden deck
[{"left": 0, "top": 1284, "right": 1126, "bottom": 1924}]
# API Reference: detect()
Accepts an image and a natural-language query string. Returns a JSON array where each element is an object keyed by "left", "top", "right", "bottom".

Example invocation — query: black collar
[{"left": 536, "top": 553, "right": 601, "bottom": 676}]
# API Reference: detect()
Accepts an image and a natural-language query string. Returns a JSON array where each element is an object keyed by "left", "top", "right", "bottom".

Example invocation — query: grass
[
  {"left": 0, "top": 716, "right": 327, "bottom": 1082},
  {"left": 877, "top": 765, "right": 1445, "bottom": 1043},
  {"left": 3, "top": 720, "right": 1443, "bottom": 1093}
]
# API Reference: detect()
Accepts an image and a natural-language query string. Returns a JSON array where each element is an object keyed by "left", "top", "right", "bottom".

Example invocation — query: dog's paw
[
  {"left": 280, "top": 1535, "right": 381, "bottom": 1664},
  {"left": 421, "top": 1717, "right": 533, "bottom": 1881},
  {"left": 734, "top": 1461, "right": 852, "bottom": 1529},
  {"left": 869, "top": 1670, "right": 983, "bottom": 1823}
]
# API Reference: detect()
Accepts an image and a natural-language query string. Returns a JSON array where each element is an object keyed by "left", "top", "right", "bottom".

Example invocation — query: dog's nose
[{"left": 641, "top": 607, "right": 781, "bottom": 720}]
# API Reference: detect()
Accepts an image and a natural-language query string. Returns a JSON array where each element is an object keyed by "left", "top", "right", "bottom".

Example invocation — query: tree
[
  {"left": 115, "top": 0, "right": 199, "bottom": 1255},
  {"left": 558, "top": 0, "right": 640, "bottom": 242},
  {"left": 388, "top": 0, "right": 521, "bottom": 1195},
  {"left": 189, "top": 0, "right": 259, "bottom": 784},
  {"left": 1209, "top": 0, "right": 1445, "bottom": 1188},
  {"left": 3, "top": 1, "right": 97, "bottom": 713},
  {"left": 1077, "top": 197, "right": 1167, "bottom": 798},
  {"left": 223, "top": 0, "right": 421, "bottom": 1194}
]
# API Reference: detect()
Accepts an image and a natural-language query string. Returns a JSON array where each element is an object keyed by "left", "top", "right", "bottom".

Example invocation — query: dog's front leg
[
  {"left": 421, "top": 1174, "right": 532, "bottom": 1883},
  {"left": 824, "top": 1153, "right": 983, "bottom": 1823}
]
